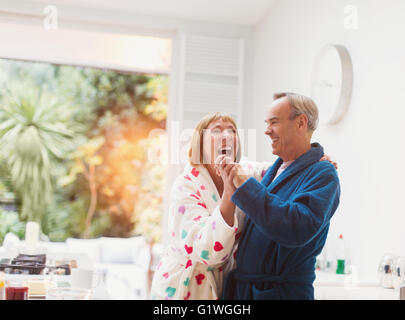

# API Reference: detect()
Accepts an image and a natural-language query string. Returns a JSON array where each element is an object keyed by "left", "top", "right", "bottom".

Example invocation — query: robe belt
[{"left": 231, "top": 269, "right": 315, "bottom": 286}]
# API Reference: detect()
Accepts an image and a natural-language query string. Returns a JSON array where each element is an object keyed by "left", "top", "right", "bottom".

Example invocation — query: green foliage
[
  {"left": 0, "top": 209, "right": 25, "bottom": 245},
  {"left": 0, "top": 58, "right": 168, "bottom": 241},
  {"left": 41, "top": 194, "right": 111, "bottom": 242},
  {"left": 0, "top": 160, "right": 12, "bottom": 194},
  {"left": 0, "top": 81, "right": 84, "bottom": 222},
  {"left": 141, "top": 76, "right": 169, "bottom": 122}
]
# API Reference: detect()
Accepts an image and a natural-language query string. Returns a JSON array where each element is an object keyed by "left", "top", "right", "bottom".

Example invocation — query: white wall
[{"left": 244, "top": 0, "right": 405, "bottom": 282}]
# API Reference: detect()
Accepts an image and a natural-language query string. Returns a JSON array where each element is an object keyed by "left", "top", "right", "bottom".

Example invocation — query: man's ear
[{"left": 297, "top": 114, "right": 308, "bottom": 130}]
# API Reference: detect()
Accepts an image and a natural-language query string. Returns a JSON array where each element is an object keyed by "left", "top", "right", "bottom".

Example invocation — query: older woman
[
  {"left": 150, "top": 112, "right": 335, "bottom": 300},
  {"left": 150, "top": 112, "right": 270, "bottom": 300}
]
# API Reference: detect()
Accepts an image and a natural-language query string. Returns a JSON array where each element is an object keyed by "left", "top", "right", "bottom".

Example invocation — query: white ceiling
[{"left": 28, "top": 0, "right": 277, "bottom": 26}]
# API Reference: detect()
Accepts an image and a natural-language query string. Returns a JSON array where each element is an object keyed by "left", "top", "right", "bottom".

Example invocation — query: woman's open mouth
[{"left": 218, "top": 146, "right": 233, "bottom": 156}]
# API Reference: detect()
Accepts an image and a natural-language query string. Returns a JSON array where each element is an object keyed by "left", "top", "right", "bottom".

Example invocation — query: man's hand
[
  {"left": 233, "top": 164, "right": 249, "bottom": 188},
  {"left": 215, "top": 155, "right": 249, "bottom": 189}
]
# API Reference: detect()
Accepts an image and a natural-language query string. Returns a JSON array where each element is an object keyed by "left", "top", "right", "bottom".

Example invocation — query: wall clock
[{"left": 310, "top": 44, "right": 353, "bottom": 125}]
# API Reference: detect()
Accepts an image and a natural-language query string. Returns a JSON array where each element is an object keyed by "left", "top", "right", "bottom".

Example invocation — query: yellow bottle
[{"left": 0, "top": 271, "right": 5, "bottom": 300}]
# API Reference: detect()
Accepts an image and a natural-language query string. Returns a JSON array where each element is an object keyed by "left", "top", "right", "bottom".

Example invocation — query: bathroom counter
[{"left": 314, "top": 271, "right": 399, "bottom": 300}]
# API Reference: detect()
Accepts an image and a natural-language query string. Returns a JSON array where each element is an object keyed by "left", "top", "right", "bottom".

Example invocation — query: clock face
[{"left": 311, "top": 45, "right": 352, "bottom": 125}]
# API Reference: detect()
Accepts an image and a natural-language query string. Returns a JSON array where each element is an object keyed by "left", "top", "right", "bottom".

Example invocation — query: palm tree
[{"left": 0, "top": 81, "right": 82, "bottom": 224}]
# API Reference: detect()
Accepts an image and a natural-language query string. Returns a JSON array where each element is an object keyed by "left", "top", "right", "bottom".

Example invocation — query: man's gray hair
[{"left": 273, "top": 92, "right": 319, "bottom": 132}]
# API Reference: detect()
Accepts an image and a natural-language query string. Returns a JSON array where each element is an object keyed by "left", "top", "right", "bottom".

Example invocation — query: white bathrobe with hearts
[{"left": 150, "top": 159, "right": 271, "bottom": 300}]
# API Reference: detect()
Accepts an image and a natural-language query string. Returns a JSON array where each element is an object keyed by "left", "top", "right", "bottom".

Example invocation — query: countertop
[{"left": 314, "top": 271, "right": 399, "bottom": 300}]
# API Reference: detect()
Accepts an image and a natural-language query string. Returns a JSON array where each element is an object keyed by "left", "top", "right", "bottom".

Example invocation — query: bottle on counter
[
  {"left": 0, "top": 272, "right": 5, "bottom": 300},
  {"left": 400, "top": 281, "right": 405, "bottom": 300},
  {"left": 336, "top": 234, "right": 345, "bottom": 275},
  {"left": 5, "top": 279, "right": 29, "bottom": 300},
  {"left": 316, "top": 245, "right": 332, "bottom": 272}
]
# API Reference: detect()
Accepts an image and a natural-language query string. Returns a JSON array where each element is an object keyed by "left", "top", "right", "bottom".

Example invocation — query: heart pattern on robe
[
  {"left": 184, "top": 292, "right": 191, "bottom": 300},
  {"left": 163, "top": 272, "right": 169, "bottom": 279},
  {"left": 190, "top": 194, "right": 200, "bottom": 200},
  {"left": 197, "top": 202, "right": 207, "bottom": 208},
  {"left": 191, "top": 168, "right": 200, "bottom": 177},
  {"left": 200, "top": 250, "right": 209, "bottom": 260},
  {"left": 213, "top": 241, "right": 224, "bottom": 252},
  {"left": 183, "top": 277, "right": 190, "bottom": 286},
  {"left": 166, "top": 287, "right": 176, "bottom": 298},
  {"left": 185, "top": 259, "right": 192, "bottom": 269},
  {"left": 178, "top": 205, "right": 186, "bottom": 214},
  {"left": 184, "top": 244, "right": 193, "bottom": 254},
  {"left": 195, "top": 273, "right": 205, "bottom": 285}
]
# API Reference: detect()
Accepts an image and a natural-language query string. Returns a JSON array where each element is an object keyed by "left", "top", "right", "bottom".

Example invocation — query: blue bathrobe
[{"left": 222, "top": 143, "right": 340, "bottom": 300}]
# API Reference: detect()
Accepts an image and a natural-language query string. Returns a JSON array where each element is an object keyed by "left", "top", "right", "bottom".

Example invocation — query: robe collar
[{"left": 261, "top": 142, "right": 324, "bottom": 192}]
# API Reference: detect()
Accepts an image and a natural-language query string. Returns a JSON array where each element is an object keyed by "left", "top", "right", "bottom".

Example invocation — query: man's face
[{"left": 264, "top": 97, "right": 300, "bottom": 159}]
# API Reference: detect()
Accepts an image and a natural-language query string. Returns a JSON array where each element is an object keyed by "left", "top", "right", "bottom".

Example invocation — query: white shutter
[{"left": 178, "top": 33, "right": 244, "bottom": 131}]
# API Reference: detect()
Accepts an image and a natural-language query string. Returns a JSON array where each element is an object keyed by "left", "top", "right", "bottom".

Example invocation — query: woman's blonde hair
[{"left": 188, "top": 112, "right": 242, "bottom": 166}]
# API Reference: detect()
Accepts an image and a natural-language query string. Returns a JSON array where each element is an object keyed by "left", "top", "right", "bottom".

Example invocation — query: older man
[{"left": 219, "top": 92, "right": 340, "bottom": 300}]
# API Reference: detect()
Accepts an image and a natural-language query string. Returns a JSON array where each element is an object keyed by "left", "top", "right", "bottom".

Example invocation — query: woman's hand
[
  {"left": 215, "top": 155, "right": 238, "bottom": 226},
  {"left": 215, "top": 155, "right": 237, "bottom": 195},
  {"left": 320, "top": 154, "right": 338, "bottom": 170}
]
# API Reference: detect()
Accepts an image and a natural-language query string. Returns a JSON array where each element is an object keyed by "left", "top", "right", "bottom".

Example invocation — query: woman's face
[{"left": 202, "top": 119, "right": 239, "bottom": 165}]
